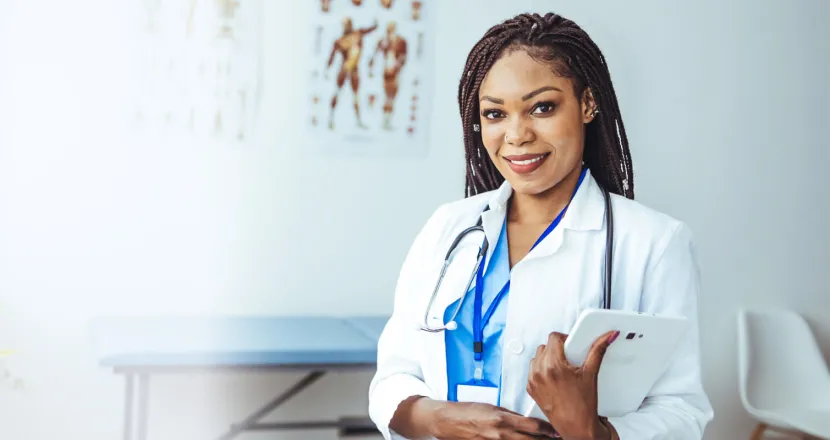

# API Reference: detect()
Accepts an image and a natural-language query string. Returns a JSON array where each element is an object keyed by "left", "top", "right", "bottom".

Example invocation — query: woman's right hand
[
  {"left": 391, "top": 396, "right": 558, "bottom": 439},
  {"left": 432, "top": 401, "right": 558, "bottom": 439}
]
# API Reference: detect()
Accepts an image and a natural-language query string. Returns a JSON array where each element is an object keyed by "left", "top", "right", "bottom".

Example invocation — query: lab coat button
[{"left": 508, "top": 339, "right": 523, "bottom": 354}]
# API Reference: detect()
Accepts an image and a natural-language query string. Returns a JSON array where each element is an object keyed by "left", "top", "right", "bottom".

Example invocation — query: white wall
[{"left": 1, "top": 0, "right": 828, "bottom": 439}]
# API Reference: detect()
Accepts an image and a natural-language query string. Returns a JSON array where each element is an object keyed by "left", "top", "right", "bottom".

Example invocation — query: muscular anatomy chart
[
  {"left": 369, "top": 20, "right": 408, "bottom": 131},
  {"left": 306, "top": 0, "right": 433, "bottom": 155},
  {"left": 326, "top": 17, "right": 378, "bottom": 130}
]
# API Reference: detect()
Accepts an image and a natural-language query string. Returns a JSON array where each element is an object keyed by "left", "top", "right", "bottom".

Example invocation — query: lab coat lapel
[
  {"left": 479, "top": 206, "right": 506, "bottom": 274},
  {"left": 521, "top": 171, "right": 605, "bottom": 262},
  {"left": 561, "top": 170, "right": 606, "bottom": 232},
  {"left": 461, "top": 181, "right": 511, "bottom": 293}
]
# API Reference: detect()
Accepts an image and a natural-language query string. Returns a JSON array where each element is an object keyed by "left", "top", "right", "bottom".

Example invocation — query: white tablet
[{"left": 563, "top": 308, "right": 690, "bottom": 417}]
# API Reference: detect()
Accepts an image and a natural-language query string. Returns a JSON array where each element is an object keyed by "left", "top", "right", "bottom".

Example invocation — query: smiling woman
[
  {"left": 369, "top": 11, "right": 713, "bottom": 440},
  {"left": 459, "top": 14, "right": 634, "bottom": 205},
  {"left": 478, "top": 55, "right": 595, "bottom": 195}
]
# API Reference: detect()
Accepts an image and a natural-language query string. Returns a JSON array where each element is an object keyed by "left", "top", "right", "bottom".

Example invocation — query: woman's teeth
[{"left": 508, "top": 156, "right": 544, "bottom": 165}]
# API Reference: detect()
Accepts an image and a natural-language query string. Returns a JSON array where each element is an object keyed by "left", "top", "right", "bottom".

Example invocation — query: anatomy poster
[
  {"left": 305, "top": 0, "right": 432, "bottom": 155},
  {"left": 126, "top": 0, "right": 263, "bottom": 144}
]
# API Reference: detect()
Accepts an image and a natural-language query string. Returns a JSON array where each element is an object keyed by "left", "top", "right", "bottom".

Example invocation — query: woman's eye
[
  {"left": 481, "top": 109, "right": 504, "bottom": 120},
  {"left": 532, "top": 102, "right": 555, "bottom": 114}
]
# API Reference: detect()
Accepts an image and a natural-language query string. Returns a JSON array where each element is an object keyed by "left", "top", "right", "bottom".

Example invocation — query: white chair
[{"left": 737, "top": 308, "right": 830, "bottom": 439}]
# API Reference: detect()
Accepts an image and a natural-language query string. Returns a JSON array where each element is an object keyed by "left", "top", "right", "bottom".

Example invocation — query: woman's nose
[{"left": 504, "top": 118, "right": 534, "bottom": 146}]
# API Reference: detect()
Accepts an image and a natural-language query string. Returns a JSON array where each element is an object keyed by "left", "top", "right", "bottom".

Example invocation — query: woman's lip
[
  {"left": 503, "top": 153, "right": 550, "bottom": 174},
  {"left": 503, "top": 153, "right": 548, "bottom": 161}
]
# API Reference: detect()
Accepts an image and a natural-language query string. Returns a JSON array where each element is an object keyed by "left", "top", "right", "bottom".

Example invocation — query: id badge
[{"left": 456, "top": 380, "right": 499, "bottom": 406}]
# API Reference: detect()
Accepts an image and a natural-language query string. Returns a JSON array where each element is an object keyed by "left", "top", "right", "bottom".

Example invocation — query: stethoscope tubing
[{"left": 419, "top": 185, "right": 613, "bottom": 332}]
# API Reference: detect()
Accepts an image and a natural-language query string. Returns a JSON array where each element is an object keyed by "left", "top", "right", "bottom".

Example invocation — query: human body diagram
[
  {"left": 369, "top": 21, "right": 407, "bottom": 130},
  {"left": 326, "top": 18, "right": 378, "bottom": 130}
]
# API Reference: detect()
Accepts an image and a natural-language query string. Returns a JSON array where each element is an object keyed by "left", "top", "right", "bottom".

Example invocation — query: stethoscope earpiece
[{"left": 445, "top": 321, "right": 458, "bottom": 331}]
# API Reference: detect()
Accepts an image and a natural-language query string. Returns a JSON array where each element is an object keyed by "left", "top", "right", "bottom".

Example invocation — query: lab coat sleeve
[
  {"left": 605, "top": 222, "right": 714, "bottom": 440},
  {"left": 368, "top": 206, "right": 445, "bottom": 440}
]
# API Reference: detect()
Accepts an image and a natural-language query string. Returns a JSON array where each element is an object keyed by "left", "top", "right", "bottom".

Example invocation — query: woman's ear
[{"left": 581, "top": 88, "right": 598, "bottom": 123}]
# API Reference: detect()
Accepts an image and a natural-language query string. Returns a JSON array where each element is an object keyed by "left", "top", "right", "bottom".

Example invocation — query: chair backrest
[{"left": 737, "top": 308, "right": 830, "bottom": 412}]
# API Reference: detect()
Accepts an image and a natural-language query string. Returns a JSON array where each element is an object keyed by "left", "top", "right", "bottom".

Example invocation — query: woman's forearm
[{"left": 389, "top": 395, "right": 443, "bottom": 439}]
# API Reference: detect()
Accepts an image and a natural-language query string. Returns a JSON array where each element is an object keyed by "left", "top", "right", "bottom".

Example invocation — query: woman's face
[{"left": 477, "top": 48, "right": 596, "bottom": 196}]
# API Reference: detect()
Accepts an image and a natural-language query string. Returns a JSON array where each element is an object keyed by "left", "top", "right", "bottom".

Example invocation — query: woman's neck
[{"left": 507, "top": 166, "right": 583, "bottom": 225}]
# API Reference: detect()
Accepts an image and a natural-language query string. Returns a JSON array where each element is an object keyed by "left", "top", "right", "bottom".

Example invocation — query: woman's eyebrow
[
  {"left": 522, "top": 86, "right": 561, "bottom": 100},
  {"left": 479, "top": 86, "right": 563, "bottom": 104},
  {"left": 480, "top": 95, "right": 504, "bottom": 104}
]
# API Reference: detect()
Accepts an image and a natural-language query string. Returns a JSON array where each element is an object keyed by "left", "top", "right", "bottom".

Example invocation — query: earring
[{"left": 592, "top": 108, "right": 600, "bottom": 117}]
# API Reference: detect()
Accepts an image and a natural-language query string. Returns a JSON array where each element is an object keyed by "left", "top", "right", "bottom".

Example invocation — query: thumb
[{"left": 583, "top": 330, "right": 619, "bottom": 375}]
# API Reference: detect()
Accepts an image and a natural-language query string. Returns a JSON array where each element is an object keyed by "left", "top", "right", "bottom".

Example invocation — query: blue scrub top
[
  {"left": 443, "top": 168, "right": 588, "bottom": 403},
  {"left": 444, "top": 219, "right": 511, "bottom": 402}
]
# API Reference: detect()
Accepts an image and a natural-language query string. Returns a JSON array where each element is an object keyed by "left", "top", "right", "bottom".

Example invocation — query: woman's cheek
[{"left": 480, "top": 126, "right": 502, "bottom": 155}]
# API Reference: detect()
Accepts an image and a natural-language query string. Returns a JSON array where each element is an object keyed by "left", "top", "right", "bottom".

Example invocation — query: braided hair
[{"left": 459, "top": 12, "right": 634, "bottom": 199}]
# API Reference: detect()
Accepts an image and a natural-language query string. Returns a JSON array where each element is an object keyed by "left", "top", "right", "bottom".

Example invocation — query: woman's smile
[{"left": 502, "top": 152, "right": 551, "bottom": 174}]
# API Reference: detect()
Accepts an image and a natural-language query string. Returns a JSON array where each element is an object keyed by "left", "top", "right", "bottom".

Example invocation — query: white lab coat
[{"left": 368, "top": 169, "right": 714, "bottom": 440}]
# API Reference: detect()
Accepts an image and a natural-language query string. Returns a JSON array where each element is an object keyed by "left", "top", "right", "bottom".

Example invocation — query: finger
[
  {"left": 546, "top": 331, "right": 568, "bottom": 345},
  {"left": 494, "top": 406, "right": 523, "bottom": 416},
  {"left": 583, "top": 330, "right": 619, "bottom": 375},
  {"left": 502, "top": 413, "right": 558, "bottom": 438},
  {"left": 494, "top": 407, "right": 557, "bottom": 438},
  {"left": 546, "top": 332, "right": 568, "bottom": 364},
  {"left": 499, "top": 432, "right": 552, "bottom": 440},
  {"left": 529, "top": 344, "right": 544, "bottom": 373},
  {"left": 495, "top": 433, "right": 536, "bottom": 440}
]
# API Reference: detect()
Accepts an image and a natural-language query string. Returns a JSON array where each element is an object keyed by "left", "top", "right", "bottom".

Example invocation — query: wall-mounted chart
[
  {"left": 305, "top": 0, "right": 433, "bottom": 156},
  {"left": 127, "top": 0, "right": 263, "bottom": 144}
]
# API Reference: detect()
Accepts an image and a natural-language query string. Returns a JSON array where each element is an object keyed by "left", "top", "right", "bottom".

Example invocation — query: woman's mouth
[{"left": 503, "top": 153, "right": 550, "bottom": 174}]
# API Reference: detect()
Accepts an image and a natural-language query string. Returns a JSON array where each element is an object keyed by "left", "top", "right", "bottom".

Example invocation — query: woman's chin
[{"left": 507, "top": 179, "right": 555, "bottom": 196}]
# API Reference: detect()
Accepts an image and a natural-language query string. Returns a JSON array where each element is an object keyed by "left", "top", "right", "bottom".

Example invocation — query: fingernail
[{"left": 608, "top": 330, "right": 620, "bottom": 344}]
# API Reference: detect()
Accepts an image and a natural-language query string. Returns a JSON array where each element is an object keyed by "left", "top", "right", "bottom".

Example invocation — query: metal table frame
[
  {"left": 117, "top": 363, "right": 380, "bottom": 440},
  {"left": 91, "top": 315, "right": 389, "bottom": 440}
]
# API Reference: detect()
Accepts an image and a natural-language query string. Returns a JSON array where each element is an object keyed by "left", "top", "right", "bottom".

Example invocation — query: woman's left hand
[{"left": 526, "top": 330, "right": 619, "bottom": 440}]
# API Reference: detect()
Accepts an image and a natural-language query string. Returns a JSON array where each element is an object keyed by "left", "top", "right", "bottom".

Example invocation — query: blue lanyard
[{"left": 471, "top": 168, "right": 588, "bottom": 370}]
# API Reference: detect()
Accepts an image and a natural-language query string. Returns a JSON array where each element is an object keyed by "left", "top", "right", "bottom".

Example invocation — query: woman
[{"left": 368, "top": 12, "right": 713, "bottom": 440}]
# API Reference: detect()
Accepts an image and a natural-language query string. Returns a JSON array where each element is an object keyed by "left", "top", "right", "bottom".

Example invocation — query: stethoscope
[{"left": 419, "top": 182, "right": 614, "bottom": 333}]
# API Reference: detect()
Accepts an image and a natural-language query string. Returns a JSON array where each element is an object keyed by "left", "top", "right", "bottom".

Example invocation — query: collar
[{"left": 484, "top": 168, "right": 606, "bottom": 231}]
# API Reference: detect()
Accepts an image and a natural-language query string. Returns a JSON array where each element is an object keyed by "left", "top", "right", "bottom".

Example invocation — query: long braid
[{"left": 459, "top": 12, "right": 635, "bottom": 199}]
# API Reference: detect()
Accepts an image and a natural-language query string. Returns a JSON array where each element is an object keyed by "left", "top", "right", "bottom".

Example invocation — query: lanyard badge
[
  {"left": 455, "top": 265, "right": 508, "bottom": 405},
  {"left": 456, "top": 168, "right": 588, "bottom": 406}
]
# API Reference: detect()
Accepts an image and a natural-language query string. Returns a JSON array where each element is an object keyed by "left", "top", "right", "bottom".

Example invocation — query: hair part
[{"left": 458, "top": 12, "right": 634, "bottom": 199}]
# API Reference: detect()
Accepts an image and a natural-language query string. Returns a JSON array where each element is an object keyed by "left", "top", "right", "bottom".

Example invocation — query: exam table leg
[
  {"left": 123, "top": 374, "right": 134, "bottom": 440},
  {"left": 137, "top": 374, "right": 150, "bottom": 440},
  {"left": 123, "top": 373, "right": 150, "bottom": 440}
]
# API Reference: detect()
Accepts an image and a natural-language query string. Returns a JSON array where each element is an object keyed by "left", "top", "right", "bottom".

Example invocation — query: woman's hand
[
  {"left": 390, "top": 396, "right": 559, "bottom": 439},
  {"left": 431, "top": 400, "right": 559, "bottom": 439},
  {"left": 526, "top": 331, "right": 619, "bottom": 440}
]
